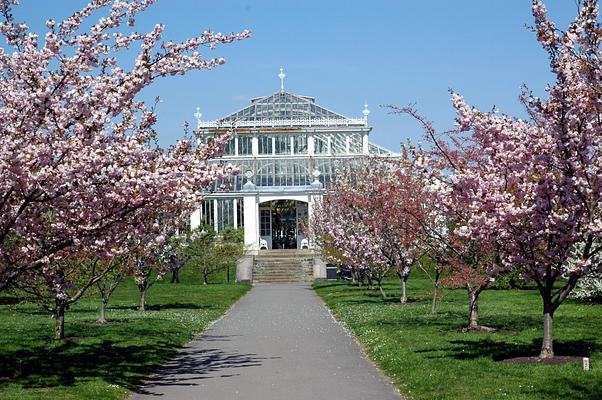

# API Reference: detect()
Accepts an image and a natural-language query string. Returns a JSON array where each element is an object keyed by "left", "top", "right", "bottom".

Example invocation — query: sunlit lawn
[
  {"left": 0, "top": 266, "right": 249, "bottom": 400},
  {"left": 314, "top": 272, "right": 601, "bottom": 400}
]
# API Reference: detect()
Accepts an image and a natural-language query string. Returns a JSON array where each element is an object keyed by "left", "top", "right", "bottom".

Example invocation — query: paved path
[{"left": 132, "top": 284, "right": 401, "bottom": 400}]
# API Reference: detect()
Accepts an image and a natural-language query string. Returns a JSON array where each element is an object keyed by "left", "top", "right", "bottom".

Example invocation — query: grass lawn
[
  {"left": 314, "top": 273, "right": 601, "bottom": 400},
  {"left": 0, "top": 266, "right": 250, "bottom": 400}
]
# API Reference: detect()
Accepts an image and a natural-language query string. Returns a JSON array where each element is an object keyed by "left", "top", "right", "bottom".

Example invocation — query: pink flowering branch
[{"left": 0, "top": 0, "right": 249, "bottom": 338}]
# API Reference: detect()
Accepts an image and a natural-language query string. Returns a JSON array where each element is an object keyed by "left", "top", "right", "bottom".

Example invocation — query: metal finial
[
  {"left": 278, "top": 67, "right": 286, "bottom": 92},
  {"left": 194, "top": 106, "right": 202, "bottom": 128},
  {"left": 362, "top": 103, "right": 370, "bottom": 120}
]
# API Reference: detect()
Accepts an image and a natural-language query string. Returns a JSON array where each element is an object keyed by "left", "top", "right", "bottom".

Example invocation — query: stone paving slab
[{"left": 132, "top": 284, "right": 401, "bottom": 400}]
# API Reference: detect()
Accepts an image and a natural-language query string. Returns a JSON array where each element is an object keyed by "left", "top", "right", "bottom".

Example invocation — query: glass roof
[{"left": 220, "top": 91, "right": 351, "bottom": 122}]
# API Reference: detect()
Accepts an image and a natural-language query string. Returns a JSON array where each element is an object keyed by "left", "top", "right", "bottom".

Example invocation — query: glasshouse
[{"left": 190, "top": 69, "right": 396, "bottom": 252}]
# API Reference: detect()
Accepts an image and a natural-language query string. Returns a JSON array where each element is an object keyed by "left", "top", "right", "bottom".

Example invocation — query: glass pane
[
  {"left": 331, "top": 133, "right": 347, "bottom": 155},
  {"left": 260, "top": 209, "right": 271, "bottom": 236},
  {"left": 258, "top": 135, "right": 272, "bottom": 155},
  {"left": 275, "top": 135, "right": 290, "bottom": 155},
  {"left": 238, "top": 136, "right": 252, "bottom": 155},
  {"left": 201, "top": 200, "right": 214, "bottom": 228},
  {"left": 294, "top": 135, "right": 307, "bottom": 154},
  {"left": 314, "top": 134, "right": 328, "bottom": 154},
  {"left": 223, "top": 138, "right": 235, "bottom": 155},
  {"left": 349, "top": 133, "right": 363, "bottom": 154}
]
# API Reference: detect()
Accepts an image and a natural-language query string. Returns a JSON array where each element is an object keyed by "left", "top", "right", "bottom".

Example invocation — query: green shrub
[{"left": 491, "top": 268, "right": 530, "bottom": 290}]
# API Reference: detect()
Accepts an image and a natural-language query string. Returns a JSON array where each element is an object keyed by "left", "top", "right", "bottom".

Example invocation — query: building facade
[{"left": 190, "top": 70, "right": 394, "bottom": 255}]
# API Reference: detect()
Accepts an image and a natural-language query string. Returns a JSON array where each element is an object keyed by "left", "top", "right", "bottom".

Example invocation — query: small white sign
[{"left": 583, "top": 357, "right": 590, "bottom": 371}]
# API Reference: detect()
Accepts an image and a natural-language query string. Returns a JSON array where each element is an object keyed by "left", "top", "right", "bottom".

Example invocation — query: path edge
[
  {"left": 310, "top": 284, "right": 405, "bottom": 400},
  {"left": 127, "top": 284, "right": 254, "bottom": 399}
]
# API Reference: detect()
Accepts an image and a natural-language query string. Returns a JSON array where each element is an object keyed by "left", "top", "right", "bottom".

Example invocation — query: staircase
[{"left": 252, "top": 249, "right": 315, "bottom": 283}]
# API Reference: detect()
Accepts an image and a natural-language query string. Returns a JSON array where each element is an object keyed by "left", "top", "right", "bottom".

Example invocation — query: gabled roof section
[
  {"left": 368, "top": 142, "right": 396, "bottom": 156},
  {"left": 221, "top": 91, "right": 351, "bottom": 122}
]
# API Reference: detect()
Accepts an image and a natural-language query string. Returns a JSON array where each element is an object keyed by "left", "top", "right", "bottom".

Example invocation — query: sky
[{"left": 10, "top": 0, "right": 580, "bottom": 152}]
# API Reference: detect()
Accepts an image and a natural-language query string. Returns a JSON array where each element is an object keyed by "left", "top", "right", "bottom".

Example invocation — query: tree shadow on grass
[
  {"left": 313, "top": 282, "right": 347, "bottom": 290},
  {"left": 109, "top": 302, "right": 214, "bottom": 311},
  {"left": 321, "top": 290, "right": 423, "bottom": 307},
  {"left": 0, "top": 339, "right": 168, "bottom": 389},
  {"left": 417, "top": 337, "right": 599, "bottom": 361},
  {"left": 0, "top": 334, "right": 271, "bottom": 393},
  {"left": 537, "top": 377, "right": 602, "bottom": 400},
  {"left": 0, "top": 296, "right": 23, "bottom": 305},
  {"left": 9, "top": 302, "right": 215, "bottom": 317}
]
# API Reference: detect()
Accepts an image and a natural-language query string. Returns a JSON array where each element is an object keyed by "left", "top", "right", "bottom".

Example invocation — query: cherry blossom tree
[
  {"left": 95, "top": 255, "right": 129, "bottom": 323},
  {"left": 18, "top": 254, "right": 119, "bottom": 338},
  {"left": 313, "top": 157, "right": 432, "bottom": 302},
  {"left": 431, "top": 0, "right": 602, "bottom": 357},
  {"left": 374, "top": 151, "right": 437, "bottom": 304},
  {"left": 0, "top": 0, "right": 249, "bottom": 295},
  {"left": 389, "top": 111, "right": 498, "bottom": 329},
  {"left": 134, "top": 238, "right": 167, "bottom": 312},
  {"left": 312, "top": 166, "right": 390, "bottom": 298},
  {"left": 0, "top": 0, "right": 249, "bottom": 338}
]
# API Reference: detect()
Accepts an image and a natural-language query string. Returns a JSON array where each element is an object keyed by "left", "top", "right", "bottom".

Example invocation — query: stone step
[
  {"left": 254, "top": 277, "right": 307, "bottom": 280},
  {"left": 254, "top": 271, "right": 306, "bottom": 276},
  {"left": 254, "top": 263, "right": 309, "bottom": 267},
  {"left": 252, "top": 250, "right": 315, "bottom": 283},
  {"left": 255, "top": 260, "right": 313, "bottom": 265},
  {"left": 255, "top": 265, "right": 307, "bottom": 268},
  {"left": 256, "top": 252, "right": 314, "bottom": 256},
  {"left": 254, "top": 267, "right": 304, "bottom": 273},
  {"left": 254, "top": 270, "right": 309, "bottom": 275},
  {"left": 254, "top": 276, "right": 310, "bottom": 281},
  {"left": 256, "top": 272, "right": 309, "bottom": 276},
  {"left": 256, "top": 255, "right": 313, "bottom": 258},
  {"left": 256, "top": 256, "right": 313, "bottom": 259},
  {"left": 253, "top": 270, "right": 307, "bottom": 275},
  {"left": 258, "top": 249, "right": 314, "bottom": 254}
]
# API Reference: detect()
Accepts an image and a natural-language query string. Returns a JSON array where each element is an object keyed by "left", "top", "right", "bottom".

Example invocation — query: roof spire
[
  {"left": 362, "top": 103, "right": 370, "bottom": 121},
  {"left": 194, "top": 106, "right": 202, "bottom": 128},
  {"left": 278, "top": 67, "right": 286, "bottom": 92}
]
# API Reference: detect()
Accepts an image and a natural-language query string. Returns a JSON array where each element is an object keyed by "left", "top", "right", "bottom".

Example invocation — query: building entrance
[{"left": 259, "top": 200, "right": 308, "bottom": 250}]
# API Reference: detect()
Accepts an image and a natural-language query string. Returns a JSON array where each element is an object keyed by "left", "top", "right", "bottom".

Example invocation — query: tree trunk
[
  {"left": 401, "top": 278, "right": 408, "bottom": 303},
  {"left": 431, "top": 268, "right": 442, "bottom": 315},
  {"left": 139, "top": 287, "right": 147, "bottom": 311},
  {"left": 468, "top": 288, "right": 479, "bottom": 328},
  {"left": 98, "top": 298, "right": 109, "bottom": 324},
  {"left": 54, "top": 301, "right": 66, "bottom": 340},
  {"left": 377, "top": 277, "right": 387, "bottom": 299},
  {"left": 431, "top": 285, "right": 438, "bottom": 315},
  {"left": 540, "top": 299, "right": 555, "bottom": 358},
  {"left": 203, "top": 273, "right": 208, "bottom": 285},
  {"left": 398, "top": 270, "right": 409, "bottom": 304},
  {"left": 171, "top": 269, "right": 180, "bottom": 284}
]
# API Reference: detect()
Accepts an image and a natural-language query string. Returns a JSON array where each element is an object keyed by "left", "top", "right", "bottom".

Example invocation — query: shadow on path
[{"left": 136, "top": 339, "right": 279, "bottom": 396}]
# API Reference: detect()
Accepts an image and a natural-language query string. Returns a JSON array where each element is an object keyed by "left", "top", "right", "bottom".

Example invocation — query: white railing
[{"left": 197, "top": 117, "right": 368, "bottom": 129}]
